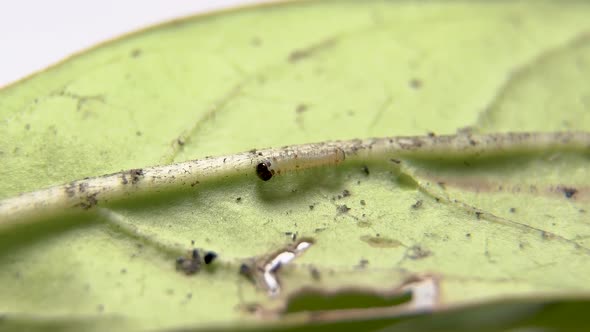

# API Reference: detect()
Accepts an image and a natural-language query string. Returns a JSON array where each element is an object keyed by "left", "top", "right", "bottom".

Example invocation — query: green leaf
[{"left": 1, "top": 1, "right": 590, "bottom": 331}]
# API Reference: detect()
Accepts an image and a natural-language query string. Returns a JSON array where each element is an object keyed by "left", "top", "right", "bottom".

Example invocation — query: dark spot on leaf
[
  {"left": 361, "top": 165, "right": 370, "bottom": 176},
  {"left": 309, "top": 266, "right": 321, "bottom": 280},
  {"left": 136, "top": 131, "right": 142, "bottom": 136},
  {"left": 337, "top": 204, "right": 350, "bottom": 214},
  {"left": 357, "top": 221, "right": 371, "bottom": 228},
  {"left": 288, "top": 38, "right": 337, "bottom": 63},
  {"left": 509, "top": 207, "right": 516, "bottom": 213},
  {"left": 356, "top": 259, "right": 369, "bottom": 269},
  {"left": 177, "top": 138, "right": 185, "bottom": 146},
  {"left": 409, "top": 78, "right": 422, "bottom": 89},
  {"left": 25, "top": 124, "right": 30, "bottom": 130},
  {"left": 176, "top": 250, "right": 201, "bottom": 275},
  {"left": 204, "top": 251, "right": 217, "bottom": 265},
  {"left": 309, "top": 204, "right": 315, "bottom": 210},
  {"left": 561, "top": 187, "right": 577, "bottom": 199},
  {"left": 65, "top": 182, "right": 77, "bottom": 198},
  {"left": 411, "top": 200, "right": 423, "bottom": 209},
  {"left": 541, "top": 231, "right": 556, "bottom": 240},
  {"left": 360, "top": 199, "right": 366, "bottom": 206},
  {"left": 236, "top": 197, "right": 242, "bottom": 203},
  {"left": 295, "top": 104, "right": 308, "bottom": 113},
  {"left": 77, "top": 192, "right": 99, "bottom": 210},
  {"left": 120, "top": 268, "right": 127, "bottom": 274},
  {"left": 360, "top": 235, "right": 402, "bottom": 248},
  {"left": 406, "top": 245, "right": 432, "bottom": 260},
  {"left": 427, "top": 131, "right": 435, "bottom": 137},
  {"left": 130, "top": 48, "right": 142, "bottom": 58},
  {"left": 342, "top": 189, "right": 351, "bottom": 198},
  {"left": 129, "top": 169, "right": 144, "bottom": 184},
  {"left": 187, "top": 293, "right": 192, "bottom": 299},
  {"left": 466, "top": 233, "right": 471, "bottom": 238},
  {"left": 475, "top": 211, "right": 483, "bottom": 220}
]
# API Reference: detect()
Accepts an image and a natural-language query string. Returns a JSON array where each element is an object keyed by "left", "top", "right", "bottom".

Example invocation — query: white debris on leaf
[{"left": 264, "top": 241, "right": 313, "bottom": 296}]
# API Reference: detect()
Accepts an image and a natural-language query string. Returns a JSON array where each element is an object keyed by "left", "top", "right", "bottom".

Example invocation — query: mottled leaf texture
[{"left": 1, "top": 1, "right": 590, "bottom": 331}]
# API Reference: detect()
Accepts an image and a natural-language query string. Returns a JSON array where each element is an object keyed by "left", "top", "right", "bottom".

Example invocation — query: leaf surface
[{"left": 1, "top": 1, "right": 590, "bottom": 331}]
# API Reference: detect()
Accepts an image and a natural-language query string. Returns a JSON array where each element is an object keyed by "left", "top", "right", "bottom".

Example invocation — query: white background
[{"left": 0, "top": 1, "right": 273, "bottom": 88}]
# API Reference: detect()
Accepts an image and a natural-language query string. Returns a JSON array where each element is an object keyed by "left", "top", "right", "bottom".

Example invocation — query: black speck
[
  {"left": 295, "top": 104, "right": 308, "bottom": 113},
  {"left": 129, "top": 169, "right": 144, "bottom": 184},
  {"left": 65, "top": 182, "right": 77, "bottom": 198},
  {"left": 409, "top": 78, "right": 422, "bottom": 89},
  {"left": 411, "top": 200, "right": 423, "bottom": 209},
  {"left": 309, "top": 204, "right": 315, "bottom": 210},
  {"left": 357, "top": 259, "right": 369, "bottom": 269},
  {"left": 191, "top": 240, "right": 195, "bottom": 245},
  {"left": 390, "top": 158, "right": 401, "bottom": 164},
  {"left": 131, "top": 48, "right": 142, "bottom": 58},
  {"left": 177, "top": 138, "right": 185, "bottom": 146},
  {"left": 204, "top": 251, "right": 217, "bottom": 264},
  {"left": 427, "top": 131, "right": 435, "bottom": 137},
  {"left": 466, "top": 233, "right": 471, "bottom": 238},
  {"left": 256, "top": 161, "right": 273, "bottom": 181},
  {"left": 361, "top": 165, "right": 370, "bottom": 176},
  {"left": 239, "top": 263, "right": 251, "bottom": 276},
  {"left": 337, "top": 204, "right": 350, "bottom": 214},
  {"left": 342, "top": 189, "right": 351, "bottom": 198},
  {"left": 236, "top": 197, "right": 242, "bottom": 203},
  {"left": 562, "top": 187, "right": 577, "bottom": 199},
  {"left": 176, "top": 251, "right": 201, "bottom": 275},
  {"left": 509, "top": 207, "right": 516, "bottom": 213},
  {"left": 309, "top": 266, "right": 320, "bottom": 280},
  {"left": 360, "top": 199, "right": 366, "bottom": 206},
  {"left": 406, "top": 245, "right": 432, "bottom": 260},
  {"left": 475, "top": 211, "right": 483, "bottom": 219}
]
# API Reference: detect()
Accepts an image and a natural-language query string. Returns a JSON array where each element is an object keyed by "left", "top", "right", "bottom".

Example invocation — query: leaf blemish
[
  {"left": 176, "top": 249, "right": 201, "bottom": 275},
  {"left": 361, "top": 165, "right": 370, "bottom": 176},
  {"left": 406, "top": 245, "right": 432, "bottom": 260},
  {"left": 129, "top": 169, "right": 144, "bottom": 184},
  {"left": 360, "top": 235, "right": 403, "bottom": 248},
  {"left": 560, "top": 186, "right": 578, "bottom": 199},
  {"left": 336, "top": 204, "right": 350, "bottom": 214},
  {"left": 130, "top": 48, "right": 142, "bottom": 58},
  {"left": 411, "top": 200, "right": 423, "bottom": 209},
  {"left": 288, "top": 37, "right": 337, "bottom": 63}
]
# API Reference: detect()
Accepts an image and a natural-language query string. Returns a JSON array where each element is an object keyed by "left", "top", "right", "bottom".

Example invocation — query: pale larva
[{"left": 255, "top": 144, "right": 346, "bottom": 181}]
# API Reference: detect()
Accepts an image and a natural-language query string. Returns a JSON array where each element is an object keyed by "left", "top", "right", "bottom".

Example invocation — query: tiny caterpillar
[
  {"left": 2, "top": 131, "right": 590, "bottom": 225},
  {"left": 255, "top": 145, "right": 346, "bottom": 181}
]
